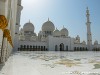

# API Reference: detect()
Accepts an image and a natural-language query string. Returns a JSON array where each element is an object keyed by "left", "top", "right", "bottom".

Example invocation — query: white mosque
[{"left": 17, "top": 8, "right": 100, "bottom": 51}]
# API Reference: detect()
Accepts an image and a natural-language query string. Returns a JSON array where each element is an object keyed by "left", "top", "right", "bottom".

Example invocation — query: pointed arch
[{"left": 60, "top": 43, "right": 64, "bottom": 51}]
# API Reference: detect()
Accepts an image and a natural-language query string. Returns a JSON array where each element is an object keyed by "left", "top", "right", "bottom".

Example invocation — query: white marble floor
[{"left": 0, "top": 51, "right": 100, "bottom": 75}]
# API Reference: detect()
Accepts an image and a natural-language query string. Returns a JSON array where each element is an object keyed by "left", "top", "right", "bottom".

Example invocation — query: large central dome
[
  {"left": 23, "top": 21, "right": 34, "bottom": 32},
  {"left": 42, "top": 19, "right": 55, "bottom": 32}
]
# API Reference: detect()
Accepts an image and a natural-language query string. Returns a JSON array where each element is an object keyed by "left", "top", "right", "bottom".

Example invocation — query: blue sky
[{"left": 20, "top": 0, "right": 100, "bottom": 43}]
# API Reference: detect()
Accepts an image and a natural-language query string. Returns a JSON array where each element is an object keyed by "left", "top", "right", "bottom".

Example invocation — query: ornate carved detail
[
  {"left": 0, "top": 15, "right": 8, "bottom": 31},
  {"left": 3, "top": 29, "right": 13, "bottom": 47},
  {"left": 8, "top": 36, "right": 13, "bottom": 47},
  {"left": 3, "top": 29, "right": 10, "bottom": 37}
]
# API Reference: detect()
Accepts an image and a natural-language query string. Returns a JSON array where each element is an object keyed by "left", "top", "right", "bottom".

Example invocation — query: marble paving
[{"left": 0, "top": 51, "right": 100, "bottom": 75}]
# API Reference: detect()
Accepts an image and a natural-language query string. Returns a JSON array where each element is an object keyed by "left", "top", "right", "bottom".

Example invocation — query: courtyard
[{"left": 0, "top": 51, "right": 100, "bottom": 75}]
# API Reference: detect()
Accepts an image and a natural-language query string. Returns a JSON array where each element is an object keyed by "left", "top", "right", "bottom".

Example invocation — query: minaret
[
  {"left": 14, "top": 0, "right": 23, "bottom": 51},
  {"left": 86, "top": 7, "right": 92, "bottom": 50}
]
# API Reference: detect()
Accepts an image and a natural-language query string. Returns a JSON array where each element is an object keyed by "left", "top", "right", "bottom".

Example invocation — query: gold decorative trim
[
  {"left": 3, "top": 29, "right": 13, "bottom": 47},
  {"left": 8, "top": 35, "right": 13, "bottom": 47},
  {"left": 4, "top": 29, "right": 10, "bottom": 37},
  {"left": 0, "top": 15, "right": 8, "bottom": 31}
]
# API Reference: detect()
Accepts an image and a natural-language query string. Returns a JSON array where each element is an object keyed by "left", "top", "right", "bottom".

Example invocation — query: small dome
[
  {"left": 19, "top": 28, "right": 24, "bottom": 35},
  {"left": 53, "top": 28, "right": 61, "bottom": 37},
  {"left": 75, "top": 35, "right": 80, "bottom": 43},
  {"left": 23, "top": 21, "right": 34, "bottom": 32},
  {"left": 38, "top": 31, "right": 42, "bottom": 34},
  {"left": 42, "top": 19, "right": 55, "bottom": 31},
  {"left": 82, "top": 41, "right": 86, "bottom": 45},
  {"left": 76, "top": 35, "right": 80, "bottom": 40},
  {"left": 94, "top": 40, "right": 98, "bottom": 45},
  {"left": 60, "top": 27, "right": 68, "bottom": 37}
]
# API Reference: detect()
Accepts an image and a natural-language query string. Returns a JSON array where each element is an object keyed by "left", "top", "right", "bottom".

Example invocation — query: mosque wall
[
  {"left": 19, "top": 41, "right": 47, "bottom": 47},
  {"left": 48, "top": 36, "right": 74, "bottom": 51},
  {"left": 74, "top": 44, "right": 87, "bottom": 51},
  {"left": 0, "top": 0, "right": 18, "bottom": 64},
  {"left": 17, "top": 3, "right": 100, "bottom": 51},
  {"left": 93, "top": 44, "right": 100, "bottom": 51}
]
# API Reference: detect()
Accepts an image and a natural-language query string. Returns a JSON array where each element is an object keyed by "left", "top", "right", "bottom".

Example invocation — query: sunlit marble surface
[{"left": 0, "top": 51, "right": 100, "bottom": 75}]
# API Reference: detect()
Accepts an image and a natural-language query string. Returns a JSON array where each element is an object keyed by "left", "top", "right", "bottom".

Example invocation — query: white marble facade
[{"left": 18, "top": 8, "right": 100, "bottom": 51}]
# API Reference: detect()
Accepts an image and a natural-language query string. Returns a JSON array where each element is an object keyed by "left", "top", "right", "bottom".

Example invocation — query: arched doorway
[
  {"left": 27, "top": 45, "right": 29, "bottom": 51},
  {"left": 20, "top": 45, "right": 23, "bottom": 51},
  {"left": 41, "top": 46, "right": 43, "bottom": 51},
  {"left": 60, "top": 43, "right": 64, "bottom": 51},
  {"left": 86, "top": 47, "right": 88, "bottom": 51},
  {"left": 77, "top": 47, "right": 79, "bottom": 51},
  {"left": 55, "top": 45, "right": 58, "bottom": 51},
  {"left": 66, "top": 46, "right": 68, "bottom": 51},
  {"left": 74, "top": 47, "right": 76, "bottom": 51},
  {"left": 35, "top": 46, "right": 38, "bottom": 51},
  {"left": 24, "top": 45, "right": 26, "bottom": 51},
  {"left": 30, "top": 45, "right": 32, "bottom": 51},
  {"left": 83, "top": 47, "right": 84, "bottom": 51},
  {"left": 44, "top": 46, "right": 46, "bottom": 51},
  {"left": 38, "top": 46, "right": 40, "bottom": 51},
  {"left": 32, "top": 46, "right": 34, "bottom": 51},
  {"left": 80, "top": 47, "right": 82, "bottom": 51}
]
